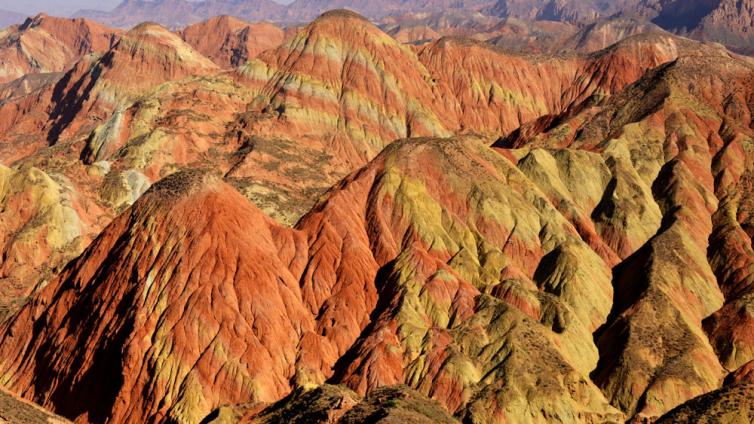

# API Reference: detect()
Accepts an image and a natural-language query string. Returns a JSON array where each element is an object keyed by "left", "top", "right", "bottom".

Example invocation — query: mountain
[
  {"left": 180, "top": 16, "right": 284, "bottom": 67},
  {"left": 1, "top": 8, "right": 754, "bottom": 424},
  {"left": 496, "top": 44, "right": 754, "bottom": 421},
  {"left": 483, "top": 0, "right": 604, "bottom": 22},
  {"left": 379, "top": 10, "right": 503, "bottom": 44},
  {"left": 71, "top": 0, "right": 754, "bottom": 56},
  {"left": 689, "top": 0, "right": 754, "bottom": 54},
  {"left": 0, "top": 9, "right": 25, "bottom": 28},
  {"left": 0, "top": 21, "right": 219, "bottom": 317},
  {"left": 0, "top": 14, "right": 120, "bottom": 84},
  {"left": 75, "top": 0, "right": 286, "bottom": 28},
  {"left": 0, "top": 170, "right": 318, "bottom": 423},
  {"left": 0, "top": 10, "right": 702, "bottom": 316}
]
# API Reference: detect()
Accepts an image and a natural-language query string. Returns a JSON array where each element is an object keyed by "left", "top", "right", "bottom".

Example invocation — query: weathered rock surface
[
  {"left": 0, "top": 8, "right": 753, "bottom": 424},
  {"left": 0, "top": 14, "right": 120, "bottom": 84},
  {"left": 498, "top": 49, "right": 754, "bottom": 421},
  {"left": 0, "top": 171, "right": 315, "bottom": 423},
  {"left": 239, "top": 384, "right": 457, "bottom": 423},
  {"left": 180, "top": 16, "right": 284, "bottom": 68}
]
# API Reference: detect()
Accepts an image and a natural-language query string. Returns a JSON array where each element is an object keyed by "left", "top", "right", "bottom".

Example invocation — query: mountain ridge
[{"left": 0, "top": 7, "right": 753, "bottom": 424}]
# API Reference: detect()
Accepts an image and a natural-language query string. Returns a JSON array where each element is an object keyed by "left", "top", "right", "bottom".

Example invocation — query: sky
[
  {"left": 0, "top": 0, "right": 293, "bottom": 16},
  {"left": 0, "top": 0, "right": 122, "bottom": 15}
]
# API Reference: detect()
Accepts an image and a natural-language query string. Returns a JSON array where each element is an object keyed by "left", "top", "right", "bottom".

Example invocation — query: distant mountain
[
  {"left": 73, "top": 0, "right": 754, "bottom": 55},
  {"left": 0, "top": 8, "right": 25, "bottom": 28},
  {"left": 75, "top": 0, "right": 286, "bottom": 28},
  {"left": 482, "top": 0, "right": 754, "bottom": 54}
]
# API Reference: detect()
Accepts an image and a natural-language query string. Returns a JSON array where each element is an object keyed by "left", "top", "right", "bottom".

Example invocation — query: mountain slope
[
  {"left": 0, "top": 171, "right": 315, "bottom": 423},
  {"left": 43, "top": 22, "right": 218, "bottom": 147},
  {"left": 0, "top": 14, "right": 120, "bottom": 84},
  {"left": 238, "top": 10, "right": 451, "bottom": 166},
  {"left": 180, "top": 16, "right": 284, "bottom": 67},
  {"left": 497, "top": 48, "right": 754, "bottom": 420},
  {"left": 1, "top": 9, "right": 754, "bottom": 423}
]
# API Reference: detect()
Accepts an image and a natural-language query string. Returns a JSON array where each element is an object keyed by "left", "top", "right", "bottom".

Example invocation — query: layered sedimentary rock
[
  {"left": 0, "top": 8, "right": 753, "bottom": 424},
  {"left": 291, "top": 136, "right": 623, "bottom": 422},
  {"left": 0, "top": 22, "right": 226, "bottom": 307},
  {"left": 240, "top": 10, "right": 452, "bottom": 166},
  {"left": 497, "top": 47, "right": 754, "bottom": 421},
  {"left": 180, "top": 16, "right": 284, "bottom": 67},
  {"left": 0, "top": 14, "right": 120, "bottom": 84},
  {"left": 0, "top": 171, "right": 315, "bottom": 423},
  {"left": 0, "top": 163, "right": 112, "bottom": 320},
  {"left": 0, "top": 137, "right": 627, "bottom": 423}
]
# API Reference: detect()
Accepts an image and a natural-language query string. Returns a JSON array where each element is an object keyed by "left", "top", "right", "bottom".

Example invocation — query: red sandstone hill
[
  {"left": 0, "top": 171, "right": 315, "bottom": 423},
  {"left": 0, "top": 14, "right": 120, "bottom": 84},
  {"left": 180, "top": 16, "right": 285, "bottom": 67},
  {"left": 0, "top": 21, "right": 220, "bottom": 318},
  {"left": 0, "top": 8, "right": 754, "bottom": 424},
  {"left": 0, "top": 9, "right": 719, "bottom": 326}
]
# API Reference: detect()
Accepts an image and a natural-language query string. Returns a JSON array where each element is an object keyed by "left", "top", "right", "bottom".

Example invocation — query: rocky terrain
[
  {"left": 68, "top": 0, "right": 754, "bottom": 56},
  {"left": 0, "top": 5, "right": 754, "bottom": 424},
  {"left": 0, "top": 14, "right": 120, "bottom": 84},
  {"left": 180, "top": 16, "right": 284, "bottom": 67}
]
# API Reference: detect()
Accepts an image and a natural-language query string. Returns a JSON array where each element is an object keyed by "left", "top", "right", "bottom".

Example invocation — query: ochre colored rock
[
  {"left": 1, "top": 9, "right": 754, "bottom": 424},
  {"left": 0, "top": 14, "right": 120, "bottom": 84},
  {"left": 0, "top": 171, "right": 315, "bottom": 423},
  {"left": 180, "top": 16, "right": 284, "bottom": 68}
]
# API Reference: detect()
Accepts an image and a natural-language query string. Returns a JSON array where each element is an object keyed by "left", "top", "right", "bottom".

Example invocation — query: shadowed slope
[{"left": 496, "top": 51, "right": 754, "bottom": 420}]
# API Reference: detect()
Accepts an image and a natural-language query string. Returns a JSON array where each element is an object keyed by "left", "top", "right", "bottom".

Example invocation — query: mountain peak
[{"left": 0, "top": 171, "right": 314, "bottom": 423}]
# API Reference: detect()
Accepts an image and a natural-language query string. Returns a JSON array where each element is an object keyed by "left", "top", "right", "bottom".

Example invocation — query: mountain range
[
  {"left": 69, "top": 0, "right": 754, "bottom": 54},
  {"left": 0, "top": 4, "right": 754, "bottom": 424}
]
